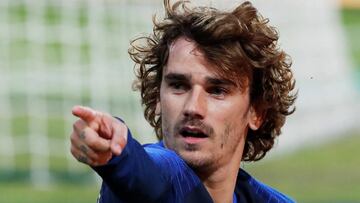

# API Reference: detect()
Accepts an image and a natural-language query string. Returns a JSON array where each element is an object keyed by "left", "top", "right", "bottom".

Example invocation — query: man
[{"left": 70, "top": 0, "right": 297, "bottom": 202}]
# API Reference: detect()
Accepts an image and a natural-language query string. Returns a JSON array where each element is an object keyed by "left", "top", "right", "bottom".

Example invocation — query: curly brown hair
[{"left": 129, "top": 0, "right": 297, "bottom": 161}]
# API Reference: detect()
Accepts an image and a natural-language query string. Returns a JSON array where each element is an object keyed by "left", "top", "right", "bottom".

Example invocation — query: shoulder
[
  {"left": 236, "top": 169, "right": 296, "bottom": 203},
  {"left": 143, "top": 141, "right": 182, "bottom": 164},
  {"left": 142, "top": 141, "right": 195, "bottom": 176},
  {"left": 143, "top": 142, "right": 210, "bottom": 202}
]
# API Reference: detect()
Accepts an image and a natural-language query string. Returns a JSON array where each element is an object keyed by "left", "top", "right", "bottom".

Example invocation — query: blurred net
[{"left": 1, "top": 0, "right": 359, "bottom": 187}]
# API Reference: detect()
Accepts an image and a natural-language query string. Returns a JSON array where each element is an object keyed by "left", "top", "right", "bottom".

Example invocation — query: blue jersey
[{"left": 93, "top": 130, "right": 295, "bottom": 203}]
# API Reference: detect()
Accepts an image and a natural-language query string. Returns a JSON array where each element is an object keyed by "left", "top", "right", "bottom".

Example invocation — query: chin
[{"left": 179, "top": 150, "right": 213, "bottom": 170}]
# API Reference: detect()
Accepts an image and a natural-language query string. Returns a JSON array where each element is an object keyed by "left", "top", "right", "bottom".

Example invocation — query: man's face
[{"left": 159, "top": 37, "right": 260, "bottom": 171}]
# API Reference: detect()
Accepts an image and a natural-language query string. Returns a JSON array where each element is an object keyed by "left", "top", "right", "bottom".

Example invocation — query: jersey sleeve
[{"left": 92, "top": 129, "right": 171, "bottom": 203}]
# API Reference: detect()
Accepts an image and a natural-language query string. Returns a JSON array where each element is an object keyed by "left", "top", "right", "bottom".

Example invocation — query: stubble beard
[
  {"left": 163, "top": 116, "right": 216, "bottom": 170},
  {"left": 183, "top": 122, "right": 242, "bottom": 173},
  {"left": 181, "top": 149, "right": 215, "bottom": 172}
]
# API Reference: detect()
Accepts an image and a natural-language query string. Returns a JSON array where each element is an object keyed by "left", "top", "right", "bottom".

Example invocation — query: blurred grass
[
  {"left": 244, "top": 132, "right": 360, "bottom": 203},
  {"left": 0, "top": 183, "right": 99, "bottom": 203},
  {"left": 2, "top": 132, "right": 359, "bottom": 203}
]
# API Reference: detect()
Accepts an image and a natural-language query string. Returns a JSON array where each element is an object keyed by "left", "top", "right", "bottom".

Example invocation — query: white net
[
  {"left": 251, "top": 0, "right": 360, "bottom": 153},
  {"left": 0, "top": 0, "right": 160, "bottom": 185}
]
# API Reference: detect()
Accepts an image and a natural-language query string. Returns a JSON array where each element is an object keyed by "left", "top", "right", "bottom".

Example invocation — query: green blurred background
[{"left": 0, "top": 0, "right": 359, "bottom": 202}]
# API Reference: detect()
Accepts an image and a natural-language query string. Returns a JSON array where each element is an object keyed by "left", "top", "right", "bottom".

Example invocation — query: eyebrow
[
  {"left": 164, "top": 73, "right": 191, "bottom": 82},
  {"left": 205, "top": 77, "right": 237, "bottom": 87},
  {"left": 164, "top": 72, "right": 237, "bottom": 87}
]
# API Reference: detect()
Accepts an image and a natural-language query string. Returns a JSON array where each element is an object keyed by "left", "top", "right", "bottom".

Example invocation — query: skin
[
  {"left": 70, "top": 106, "right": 127, "bottom": 166},
  {"left": 70, "top": 37, "right": 262, "bottom": 203}
]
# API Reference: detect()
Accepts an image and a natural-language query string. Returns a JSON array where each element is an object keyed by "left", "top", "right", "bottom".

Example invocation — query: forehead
[
  {"left": 165, "top": 37, "right": 249, "bottom": 87},
  {"left": 166, "top": 37, "right": 224, "bottom": 78},
  {"left": 169, "top": 37, "right": 196, "bottom": 57}
]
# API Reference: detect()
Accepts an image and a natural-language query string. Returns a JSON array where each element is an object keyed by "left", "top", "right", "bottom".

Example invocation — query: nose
[{"left": 183, "top": 86, "right": 207, "bottom": 119}]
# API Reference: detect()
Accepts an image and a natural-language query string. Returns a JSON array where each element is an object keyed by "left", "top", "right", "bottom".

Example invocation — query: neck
[
  {"left": 195, "top": 142, "right": 244, "bottom": 203},
  {"left": 200, "top": 165, "right": 240, "bottom": 203}
]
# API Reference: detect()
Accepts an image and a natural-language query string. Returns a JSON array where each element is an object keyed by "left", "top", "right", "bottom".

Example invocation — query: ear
[
  {"left": 155, "top": 101, "right": 161, "bottom": 115},
  {"left": 248, "top": 106, "right": 264, "bottom": 131}
]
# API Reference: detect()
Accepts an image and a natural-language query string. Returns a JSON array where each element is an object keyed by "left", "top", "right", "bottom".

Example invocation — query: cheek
[
  {"left": 160, "top": 94, "right": 182, "bottom": 130},
  {"left": 161, "top": 96, "right": 175, "bottom": 119},
  {"left": 219, "top": 124, "right": 232, "bottom": 149},
  {"left": 210, "top": 98, "right": 250, "bottom": 125},
  {"left": 217, "top": 121, "right": 246, "bottom": 153},
  {"left": 222, "top": 122, "right": 238, "bottom": 140},
  {"left": 208, "top": 102, "right": 245, "bottom": 129},
  {"left": 214, "top": 109, "right": 249, "bottom": 140}
]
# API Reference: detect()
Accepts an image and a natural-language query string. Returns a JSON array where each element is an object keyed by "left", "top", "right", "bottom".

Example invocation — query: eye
[
  {"left": 168, "top": 82, "right": 189, "bottom": 93},
  {"left": 208, "top": 86, "right": 229, "bottom": 97},
  {"left": 169, "top": 82, "right": 184, "bottom": 89}
]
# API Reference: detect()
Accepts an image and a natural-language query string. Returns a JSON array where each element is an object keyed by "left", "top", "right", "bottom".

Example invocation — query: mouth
[{"left": 179, "top": 127, "right": 209, "bottom": 144}]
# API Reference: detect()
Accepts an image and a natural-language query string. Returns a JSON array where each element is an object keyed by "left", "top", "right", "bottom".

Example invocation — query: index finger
[{"left": 72, "top": 105, "right": 97, "bottom": 123}]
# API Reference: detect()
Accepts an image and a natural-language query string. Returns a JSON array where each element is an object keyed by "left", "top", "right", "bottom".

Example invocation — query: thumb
[
  {"left": 110, "top": 121, "right": 128, "bottom": 156},
  {"left": 72, "top": 105, "right": 97, "bottom": 124}
]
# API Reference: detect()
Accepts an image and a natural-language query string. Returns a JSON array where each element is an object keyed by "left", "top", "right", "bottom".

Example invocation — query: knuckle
[
  {"left": 73, "top": 119, "right": 85, "bottom": 131},
  {"left": 79, "top": 145, "right": 88, "bottom": 155},
  {"left": 89, "top": 153, "right": 99, "bottom": 161},
  {"left": 86, "top": 136, "right": 97, "bottom": 149},
  {"left": 70, "top": 146, "right": 76, "bottom": 156},
  {"left": 77, "top": 154, "right": 89, "bottom": 164},
  {"left": 70, "top": 132, "right": 77, "bottom": 143},
  {"left": 78, "top": 130, "right": 86, "bottom": 140},
  {"left": 72, "top": 120, "right": 80, "bottom": 130}
]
